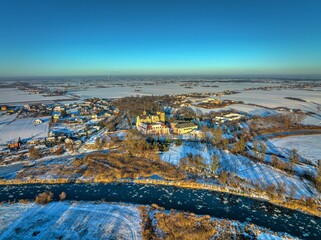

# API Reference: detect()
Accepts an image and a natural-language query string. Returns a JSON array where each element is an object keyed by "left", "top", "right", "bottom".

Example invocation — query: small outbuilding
[{"left": 34, "top": 119, "right": 43, "bottom": 125}]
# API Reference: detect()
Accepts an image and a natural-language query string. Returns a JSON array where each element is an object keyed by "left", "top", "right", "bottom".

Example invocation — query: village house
[
  {"left": 7, "top": 109, "right": 15, "bottom": 114},
  {"left": 27, "top": 139, "right": 42, "bottom": 145},
  {"left": 74, "top": 140, "right": 82, "bottom": 146},
  {"left": 46, "top": 136, "right": 56, "bottom": 143},
  {"left": 214, "top": 113, "right": 244, "bottom": 123},
  {"left": 53, "top": 106, "right": 65, "bottom": 112},
  {"left": 34, "top": 118, "right": 43, "bottom": 125},
  {"left": 7, "top": 141, "right": 21, "bottom": 150},
  {"left": 104, "top": 112, "right": 112, "bottom": 117},
  {"left": 57, "top": 136, "right": 66, "bottom": 142},
  {"left": 224, "top": 113, "right": 244, "bottom": 121},
  {"left": 170, "top": 121, "right": 198, "bottom": 134},
  {"left": 24, "top": 105, "right": 31, "bottom": 111},
  {"left": 65, "top": 138, "right": 73, "bottom": 144},
  {"left": 202, "top": 97, "right": 221, "bottom": 104},
  {"left": 0, "top": 105, "right": 8, "bottom": 111},
  {"left": 52, "top": 112, "right": 61, "bottom": 120}
]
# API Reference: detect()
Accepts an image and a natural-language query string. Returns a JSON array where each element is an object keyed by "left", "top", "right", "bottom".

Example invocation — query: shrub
[
  {"left": 35, "top": 191, "right": 54, "bottom": 205},
  {"left": 29, "top": 146, "right": 41, "bottom": 159},
  {"left": 59, "top": 191, "right": 67, "bottom": 201},
  {"left": 18, "top": 199, "right": 30, "bottom": 204},
  {"left": 218, "top": 170, "right": 228, "bottom": 185},
  {"left": 54, "top": 146, "right": 64, "bottom": 155}
]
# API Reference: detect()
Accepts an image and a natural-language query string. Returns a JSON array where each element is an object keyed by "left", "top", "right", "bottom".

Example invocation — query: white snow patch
[
  {"left": 270, "top": 134, "right": 321, "bottom": 165},
  {"left": 0, "top": 117, "right": 50, "bottom": 145},
  {"left": 0, "top": 202, "right": 142, "bottom": 240}
]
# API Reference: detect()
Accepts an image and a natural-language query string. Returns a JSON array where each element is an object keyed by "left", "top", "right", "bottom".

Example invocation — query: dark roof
[{"left": 175, "top": 121, "right": 197, "bottom": 128}]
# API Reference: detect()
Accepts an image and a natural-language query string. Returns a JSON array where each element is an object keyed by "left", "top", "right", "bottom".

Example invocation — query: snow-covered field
[
  {"left": 0, "top": 202, "right": 142, "bottom": 240},
  {"left": 161, "top": 142, "right": 318, "bottom": 198},
  {"left": 69, "top": 81, "right": 280, "bottom": 99},
  {"left": 222, "top": 89, "right": 321, "bottom": 113},
  {"left": 270, "top": 134, "right": 321, "bottom": 165},
  {"left": 0, "top": 162, "right": 25, "bottom": 179},
  {"left": 0, "top": 88, "right": 72, "bottom": 105},
  {"left": 302, "top": 115, "right": 321, "bottom": 126},
  {"left": 0, "top": 113, "right": 17, "bottom": 136},
  {"left": 161, "top": 142, "right": 216, "bottom": 166},
  {"left": 50, "top": 123, "right": 87, "bottom": 135},
  {"left": 222, "top": 153, "right": 317, "bottom": 198},
  {"left": 191, "top": 104, "right": 278, "bottom": 117},
  {"left": 0, "top": 116, "right": 50, "bottom": 145}
]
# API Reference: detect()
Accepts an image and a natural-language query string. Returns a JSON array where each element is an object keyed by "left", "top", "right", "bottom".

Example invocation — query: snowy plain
[
  {"left": 0, "top": 116, "right": 50, "bottom": 145},
  {"left": 68, "top": 81, "right": 280, "bottom": 99},
  {"left": 191, "top": 104, "right": 278, "bottom": 117},
  {"left": 0, "top": 88, "right": 73, "bottom": 105},
  {"left": 0, "top": 202, "right": 142, "bottom": 240},
  {"left": 161, "top": 142, "right": 318, "bottom": 198},
  {"left": 270, "top": 134, "right": 321, "bottom": 165},
  {"left": 221, "top": 89, "right": 321, "bottom": 112}
]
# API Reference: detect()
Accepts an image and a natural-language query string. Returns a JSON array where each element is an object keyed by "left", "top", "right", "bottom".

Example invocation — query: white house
[{"left": 34, "top": 119, "right": 43, "bottom": 125}]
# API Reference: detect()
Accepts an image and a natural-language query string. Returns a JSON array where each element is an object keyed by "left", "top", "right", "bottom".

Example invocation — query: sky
[{"left": 0, "top": 0, "right": 321, "bottom": 77}]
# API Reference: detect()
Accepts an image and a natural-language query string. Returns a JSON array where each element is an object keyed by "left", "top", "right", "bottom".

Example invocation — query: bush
[
  {"left": 54, "top": 146, "right": 64, "bottom": 155},
  {"left": 18, "top": 199, "right": 30, "bottom": 204},
  {"left": 59, "top": 191, "right": 67, "bottom": 201},
  {"left": 29, "top": 146, "right": 41, "bottom": 159},
  {"left": 218, "top": 170, "right": 228, "bottom": 185},
  {"left": 175, "top": 139, "right": 183, "bottom": 146},
  {"left": 35, "top": 191, "right": 54, "bottom": 205}
]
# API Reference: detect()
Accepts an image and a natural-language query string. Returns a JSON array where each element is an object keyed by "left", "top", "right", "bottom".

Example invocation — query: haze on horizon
[{"left": 0, "top": 0, "right": 321, "bottom": 77}]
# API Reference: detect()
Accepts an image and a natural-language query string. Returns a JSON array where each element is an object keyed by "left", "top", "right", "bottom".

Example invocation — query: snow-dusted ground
[
  {"left": 0, "top": 162, "right": 25, "bottom": 179},
  {"left": 222, "top": 152, "right": 317, "bottom": 198},
  {"left": 0, "top": 88, "right": 73, "bottom": 105},
  {"left": 50, "top": 123, "right": 87, "bottom": 135},
  {"left": 222, "top": 89, "right": 321, "bottom": 113},
  {"left": 270, "top": 134, "right": 321, "bottom": 165},
  {"left": 69, "top": 81, "right": 280, "bottom": 99},
  {"left": 0, "top": 113, "right": 17, "bottom": 125},
  {"left": 161, "top": 142, "right": 217, "bottom": 166},
  {"left": 0, "top": 117, "right": 50, "bottom": 145},
  {"left": 161, "top": 142, "right": 318, "bottom": 198},
  {"left": 191, "top": 104, "right": 278, "bottom": 117},
  {"left": 257, "top": 233, "right": 284, "bottom": 240},
  {"left": 0, "top": 202, "right": 142, "bottom": 240},
  {"left": 302, "top": 115, "right": 321, "bottom": 126}
]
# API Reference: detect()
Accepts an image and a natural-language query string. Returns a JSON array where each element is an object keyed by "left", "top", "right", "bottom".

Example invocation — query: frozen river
[{"left": 0, "top": 182, "right": 320, "bottom": 239}]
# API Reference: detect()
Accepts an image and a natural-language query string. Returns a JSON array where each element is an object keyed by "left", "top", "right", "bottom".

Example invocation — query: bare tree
[
  {"left": 59, "top": 192, "right": 67, "bottom": 201},
  {"left": 29, "top": 146, "right": 41, "bottom": 159},
  {"left": 289, "top": 148, "right": 299, "bottom": 168},
  {"left": 211, "top": 154, "right": 220, "bottom": 174},
  {"left": 218, "top": 170, "right": 228, "bottom": 185}
]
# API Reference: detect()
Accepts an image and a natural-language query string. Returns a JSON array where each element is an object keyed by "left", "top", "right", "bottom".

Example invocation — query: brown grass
[
  {"left": 35, "top": 191, "right": 53, "bottom": 205},
  {"left": 139, "top": 207, "right": 294, "bottom": 240},
  {"left": 76, "top": 152, "right": 185, "bottom": 181}
]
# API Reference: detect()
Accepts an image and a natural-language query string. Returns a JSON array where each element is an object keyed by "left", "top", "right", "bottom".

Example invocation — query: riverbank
[
  {"left": 0, "top": 177, "right": 320, "bottom": 218},
  {"left": 134, "top": 179, "right": 321, "bottom": 218},
  {"left": 0, "top": 201, "right": 297, "bottom": 240},
  {"left": 257, "top": 128, "right": 321, "bottom": 139},
  {"left": 1, "top": 180, "right": 320, "bottom": 239}
]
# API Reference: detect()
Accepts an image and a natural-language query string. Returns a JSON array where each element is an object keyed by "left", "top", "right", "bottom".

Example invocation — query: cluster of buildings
[
  {"left": 1, "top": 98, "right": 119, "bottom": 156},
  {"left": 214, "top": 113, "right": 245, "bottom": 123},
  {"left": 51, "top": 98, "right": 117, "bottom": 122},
  {"left": 136, "top": 111, "right": 169, "bottom": 135},
  {"left": 135, "top": 110, "right": 199, "bottom": 135}
]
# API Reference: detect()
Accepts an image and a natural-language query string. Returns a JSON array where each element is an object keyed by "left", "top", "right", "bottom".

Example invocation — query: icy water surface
[{"left": 0, "top": 182, "right": 320, "bottom": 239}]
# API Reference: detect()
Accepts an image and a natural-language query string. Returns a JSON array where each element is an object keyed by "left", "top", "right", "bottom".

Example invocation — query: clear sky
[{"left": 0, "top": 0, "right": 321, "bottom": 77}]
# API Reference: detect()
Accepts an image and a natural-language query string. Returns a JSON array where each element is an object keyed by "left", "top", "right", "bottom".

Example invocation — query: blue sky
[{"left": 0, "top": 0, "right": 321, "bottom": 76}]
